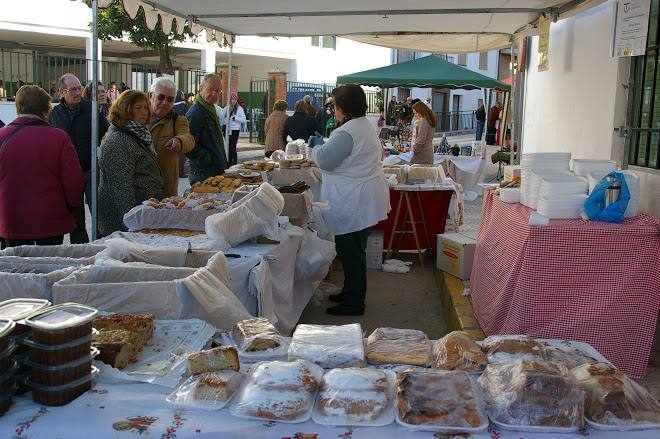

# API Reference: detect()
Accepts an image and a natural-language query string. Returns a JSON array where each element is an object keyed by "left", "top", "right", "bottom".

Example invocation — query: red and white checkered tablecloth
[{"left": 470, "top": 190, "right": 660, "bottom": 378}]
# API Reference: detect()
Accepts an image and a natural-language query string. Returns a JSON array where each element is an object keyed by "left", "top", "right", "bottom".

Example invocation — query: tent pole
[
  {"left": 225, "top": 42, "right": 233, "bottom": 160},
  {"left": 509, "top": 41, "right": 515, "bottom": 166},
  {"left": 91, "top": 0, "right": 99, "bottom": 241}
]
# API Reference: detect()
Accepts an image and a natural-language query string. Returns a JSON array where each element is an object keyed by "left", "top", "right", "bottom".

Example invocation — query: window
[
  {"left": 479, "top": 52, "right": 488, "bottom": 70},
  {"left": 628, "top": 0, "right": 660, "bottom": 169},
  {"left": 458, "top": 53, "right": 467, "bottom": 66},
  {"left": 311, "top": 36, "right": 336, "bottom": 50}
]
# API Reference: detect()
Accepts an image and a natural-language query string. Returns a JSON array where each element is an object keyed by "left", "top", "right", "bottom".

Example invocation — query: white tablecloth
[{"left": 386, "top": 152, "right": 484, "bottom": 174}]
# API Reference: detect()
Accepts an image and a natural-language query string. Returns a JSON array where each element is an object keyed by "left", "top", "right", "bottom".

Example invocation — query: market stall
[{"left": 470, "top": 189, "right": 660, "bottom": 378}]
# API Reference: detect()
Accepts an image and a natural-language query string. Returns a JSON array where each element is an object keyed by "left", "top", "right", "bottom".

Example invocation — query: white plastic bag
[
  {"left": 206, "top": 183, "right": 285, "bottom": 250},
  {"left": 294, "top": 229, "right": 336, "bottom": 281},
  {"left": 288, "top": 323, "right": 366, "bottom": 368}
]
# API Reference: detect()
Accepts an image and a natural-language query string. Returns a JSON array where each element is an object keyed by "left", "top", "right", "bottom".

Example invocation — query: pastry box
[
  {"left": 0, "top": 299, "right": 50, "bottom": 337},
  {"left": 25, "top": 347, "right": 99, "bottom": 386},
  {"left": 25, "top": 303, "right": 97, "bottom": 345},
  {"left": 27, "top": 365, "right": 98, "bottom": 406},
  {"left": 22, "top": 330, "right": 97, "bottom": 366}
]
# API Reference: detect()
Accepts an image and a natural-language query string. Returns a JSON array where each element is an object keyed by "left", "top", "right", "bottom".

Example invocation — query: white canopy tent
[{"left": 87, "top": 0, "right": 607, "bottom": 237}]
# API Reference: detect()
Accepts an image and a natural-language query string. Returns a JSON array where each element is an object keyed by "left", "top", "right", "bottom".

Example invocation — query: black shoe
[
  {"left": 328, "top": 293, "right": 345, "bottom": 303},
  {"left": 326, "top": 304, "right": 365, "bottom": 316}
]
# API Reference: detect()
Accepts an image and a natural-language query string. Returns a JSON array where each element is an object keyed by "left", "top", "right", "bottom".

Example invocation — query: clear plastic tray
[
  {"left": 0, "top": 363, "right": 17, "bottom": 382},
  {"left": 312, "top": 369, "right": 396, "bottom": 427},
  {"left": 0, "top": 299, "right": 51, "bottom": 321},
  {"left": 21, "top": 347, "right": 99, "bottom": 371},
  {"left": 394, "top": 371, "right": 489, "bottom": 433},
  {"left": 215, "top": 332, "right": 289, "bottom": 363},
  {"left": 0, "top": 340, "right": 17, "bottom": 359},
  {"left": 585, "top": 417, "right": 660, "bottom": 431},
  {"left": 24, "top": 303, "right": 97, "bottom": 331},
  {"left": 166, "top": 371, "right": 245, "bottom": 411},
  {"left": 0, "top": 319, "right": 15, "bottom": 339},
  {"left": 25, "top": 365, "right": 99, "bottom": 391},
  {"left": 20, "top": 328, "right": 98, "bottom": 350},
  {"left": 288, "top": 323, "right": 366, "bottom": 369},
  {"left": 490, "top": 418, "right": 579, "bottom": 434}
]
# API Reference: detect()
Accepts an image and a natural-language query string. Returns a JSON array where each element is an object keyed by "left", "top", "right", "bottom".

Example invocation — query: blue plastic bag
[{"left": 582, "top": 171, "right": 630, "bottom": 223}]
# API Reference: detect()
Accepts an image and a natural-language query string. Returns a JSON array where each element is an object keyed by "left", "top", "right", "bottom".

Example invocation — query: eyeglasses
[
  {"left": 157, "top": 94, "right": 175, "bottom": 103},
  {"left": 64, "top": 86, "right": 82, "bottom": 93}
]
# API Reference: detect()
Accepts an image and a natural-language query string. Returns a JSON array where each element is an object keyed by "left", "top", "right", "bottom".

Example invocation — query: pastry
[
  {"left": 433, "top": 331, "right": 487, "bottom": 372},
  {"left": 187, "top": 346, "right": 239, "bottom": 375},
  {"left": 543, "top": 346, "right": 597, "bottom": 369},
  {"left": 92, "top": 329, "right": 139, "bottom": 369},
  {"left": 396, "top": 369, "right": 483, "bottom": 428},
  {"left": 235, "top": 387, "right": 312, "bottom": 420},
  {"left": 289, "top": 323, "right": 365, "bottom": 368},
  {"left": 192, "top": 371, "right": 241, "bottom": 401},
  {"left": 478, "top": 360, "right": 584, "bottom": 429},
  {"left": 572, "top": 362, "right": 660, "bottom": 425},
  {"left": 318, "top": 368, "right": 390, "bottom": 422},
  {"left": 366, "top": 327, "right": 431, "bottom": 366},
  {"left": 481, "top": 335, "right": 545, "bottom": 363},
  {"left": 93, "top": 314, "right": 154, "bottom": 347},
  {"left": 232, "top": 318, "right": 282, "bottom": 352},
  {"left": 250, "top": 359, "right": 320, "bottom": 392}
]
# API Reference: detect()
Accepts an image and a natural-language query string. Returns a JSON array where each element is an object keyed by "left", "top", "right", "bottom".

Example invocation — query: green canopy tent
[{"left": 336, "top": 55, "right": 510, "bottom": 90}]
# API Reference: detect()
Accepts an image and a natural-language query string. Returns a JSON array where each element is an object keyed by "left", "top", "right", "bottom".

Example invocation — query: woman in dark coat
[{"left": 282, "top": 99, "right": 319, "bottom": 144}]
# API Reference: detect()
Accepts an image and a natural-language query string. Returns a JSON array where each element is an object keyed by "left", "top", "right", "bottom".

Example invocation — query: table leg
[
  {"left": 385, "top": 191, "right": 404, "bottom": 260},
  {"left": 404, "top": 192, "right": 424, "bottom": 267},
  {"left": 416, "top": 192, "right": 431, "bottom": 252}
]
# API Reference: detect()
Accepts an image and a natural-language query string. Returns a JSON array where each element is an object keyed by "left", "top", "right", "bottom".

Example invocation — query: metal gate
[{"left": 248, "top": 78, "right": 274, "bottom": 143}]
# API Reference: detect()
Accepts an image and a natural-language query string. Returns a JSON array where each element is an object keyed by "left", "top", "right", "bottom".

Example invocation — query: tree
[{"left": 91, "top": 1, "right": 195, "bottom": 75}]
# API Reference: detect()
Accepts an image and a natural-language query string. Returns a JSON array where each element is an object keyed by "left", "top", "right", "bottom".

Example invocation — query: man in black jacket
[
  {"left": 49, "top": 73, "right": 109, "bottom": 243},
  {"left": 186, "top": 74, "right": 227, "bottom": 184}
]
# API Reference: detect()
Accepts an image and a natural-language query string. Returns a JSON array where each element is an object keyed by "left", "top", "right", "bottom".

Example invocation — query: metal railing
[
  {"left": 434, "top": 110, "right": 476, "bottom": 133},
  {"left": 285, "top": 81, "right": 334, "bottom": 110},
  {"left": 0, "top": 49, "right": 206, "bottom": 99}
]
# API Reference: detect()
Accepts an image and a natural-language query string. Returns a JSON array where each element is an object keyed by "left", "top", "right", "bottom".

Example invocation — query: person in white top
[
  {"left": 222, "top": 91, "right": 247, "bottom": 166},
  {"left": 311, "top": 84, "right": 390, "bottom": 316}
]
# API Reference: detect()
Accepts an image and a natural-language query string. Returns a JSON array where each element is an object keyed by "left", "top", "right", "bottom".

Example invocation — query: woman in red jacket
[{"left": 0, "top": 85, "right": 84, "bottom": 248}]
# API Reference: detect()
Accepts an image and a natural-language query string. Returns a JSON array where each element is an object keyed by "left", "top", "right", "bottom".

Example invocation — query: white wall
[
  {"left": 450, "top": 51, "right": 500, "bottom": 114},
  {"left": 522, "top": 1, "right": 623, "bottom": 160}
]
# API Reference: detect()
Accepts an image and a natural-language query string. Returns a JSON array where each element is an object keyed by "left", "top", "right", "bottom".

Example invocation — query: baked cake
[
  {"left": 396, "top": 369, "right": 483, "bottom": 428},
  {"left": 478, "top": 360, "right": 584, "bottom": 429},
  {"left": 288, "top": 323, "right": 365, "bottom": 368},
  {"left": 232, "top": 318, "right": 282, "bottom": 352},
  {"left": 481, "top": 335, "right": 545, "bottom": 363},
  {"left": 366, "top": 327, "right": 431, "bottom": 366},
  {"left": 192, "top": 371, "right": 242, "bottom": 401},
  {"left": 543, "top": 346, "right": 598, "bottom": 369},
  {"left": 433, "top": 331, "right": 487, "bottom": 372},
  {"left": 318, "top": 368, "right": 390, "bottom": 422},
  {"left": 187, "top": 346, "right": 239, "bottom": 375},
  {"left": 92, "top": 314, "right": 154, "bottom": 369}
]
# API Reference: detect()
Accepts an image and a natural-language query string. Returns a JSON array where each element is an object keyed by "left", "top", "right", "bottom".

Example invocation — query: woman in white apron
[{"left": 312, "top": 85, "right": 390, "bottom": 315}]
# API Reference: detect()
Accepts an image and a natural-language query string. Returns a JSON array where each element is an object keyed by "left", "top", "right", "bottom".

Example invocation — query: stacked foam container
[
  {"left": 536, "top": 176, "right": 589, "bottom": 219},
  {"left": 520, "top": 153, "right": 571, "bottom": 209}
]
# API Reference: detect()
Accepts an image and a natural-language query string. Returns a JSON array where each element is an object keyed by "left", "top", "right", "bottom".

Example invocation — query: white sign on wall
[{"left": 613, "top": 0, "right": 652, "bottom": 57}]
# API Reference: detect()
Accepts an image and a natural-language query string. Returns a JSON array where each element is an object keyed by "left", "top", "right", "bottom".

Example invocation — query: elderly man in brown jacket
[
  {"left": 148, "top": 77, "right": 195, "bottom": 196},
  {"left": 264, "top": 100, "right": 289, "bottom": 158}
]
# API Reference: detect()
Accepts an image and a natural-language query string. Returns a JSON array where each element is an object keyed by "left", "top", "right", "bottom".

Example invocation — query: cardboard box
[
  {"left": 366, "top": 230, "right": 384, "bottom": 253},
  {"left": 436, "top": 232, "right": 477, "bottom": 280}
]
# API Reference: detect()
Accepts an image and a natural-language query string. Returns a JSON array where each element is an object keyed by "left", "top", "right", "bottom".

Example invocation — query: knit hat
[{"left": 230, "top": 91, "right": 238, "bottom": 101}]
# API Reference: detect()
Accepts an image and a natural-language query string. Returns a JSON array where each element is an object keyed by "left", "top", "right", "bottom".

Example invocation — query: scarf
[
  {"left": 196, "top": 94, "right": 222, "bottom": 132},
  {"left": 126, "top": 120, "right": 154, "bottom": 152}
]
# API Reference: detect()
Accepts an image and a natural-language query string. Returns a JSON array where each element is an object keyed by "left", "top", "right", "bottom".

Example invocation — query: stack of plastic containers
[
  {"left": 0, "top": 319, "right": 16, "bottom": 416},
  {"left": 536, "top": 176, "right": 589, "bottom": 219},
  {"left": 520, "top": 153, "right": 571, "bottom": 208},
  {"left": 572, "top": 159, "right": 617, "bottom": 176}
]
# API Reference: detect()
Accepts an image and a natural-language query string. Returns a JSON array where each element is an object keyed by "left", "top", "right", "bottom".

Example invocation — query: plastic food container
[
  {"left": 25, "top": 347, "right": 99, "bottom": 387},
  {"left": 0, "top": 299, "right": 51, "bottom": 336},
  {"left": 0, "top": 364, "right": 17, "bottom": 395},
  {"left": 25, "top": 303, "right": 97, "bottom": 345},
  {"left": 0, "top": 340, "right": 17, "bottom": 373},
  {"left": 0, "top": 383, "right": 16, "bottom": 416},
  {"left": 0, "top": 319, "right": 16, "bottom": 354},
  {"left": 21, "top": 330, "right": 97, "bottom": 366},
  {"left": 27, "top": 365, "right": 98, "bottom": 406}
]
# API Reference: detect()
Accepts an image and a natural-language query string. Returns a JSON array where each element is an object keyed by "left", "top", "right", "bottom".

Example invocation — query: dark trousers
[
  {"left": 228, "top": 130, "right": 240, "bottom": 166},
  {"left": 475, "top": 120, "right": 485, "bottom": 141},
  {"left": 335, "top": 227, "right": 371, "bottom": 308},
  {"left": 1, "top": 235, "right": 64, "bottom": 250},
  {"left": 485, "top": 126, "right": 497, "bottom": 145},
  {"left": 70, "top": 170, "right": 91, "bottom": 244}
]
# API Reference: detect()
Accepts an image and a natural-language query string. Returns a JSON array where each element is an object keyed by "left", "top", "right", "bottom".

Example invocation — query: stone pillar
[
  {"left": 216, "top": 63, "right": 238, "bottom": 107},
  {"left": 85, "top": 37, "right": 103, "bottom": 82},
  {"left": 267, "top": 70, "right": 287, "bottom": 114}
]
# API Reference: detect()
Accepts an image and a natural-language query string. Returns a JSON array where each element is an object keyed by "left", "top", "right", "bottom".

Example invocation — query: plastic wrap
[
  {"left": 365, "top": 327, "right": 431, "bottom": 367},
  {"left": 382, "top": 165, "right": 409, "bottom": 184},
  {"left": 478, "top": 360, "right": 584, "bottom": 432},
  {"left": 206, "top": 183, "right": 285, "bottom": 250},
  {"left": 167, "top": 371, "right": 245, "bottom": 410},
  {"left": 95, "top": 238, "right": 216, "bottom": 268},
  {"left": 433, "top": 331, "right": 487, "bottom": 373},
  {"left": 407, "top": 165, "right": 446, "bottom": 183},
  {"left": 229, "top": 359, "right": 323, "bottom": 423},
  {"left": 572, "top": 362, "right": 660, "bottom": 429},
  {"left": 293, "top": 229, "right": 336, "bottom": 281},
  {"left": 288, "top": 323, "right": 366, "bottom": 369},
  {"left": 232, "top": 318, "right": 283, "bottom": 353},
  {"left": 542, "top": 346, "right": 598, "bottom": 369},
  {"left": 481, "top": 335, "right": 545, "bottom": 363},
  {"left": 395, "top": 369, "right": 488, "bottom": 432},
  {"left": 312, "top": 368, "right": 396, "bottom": 427}
]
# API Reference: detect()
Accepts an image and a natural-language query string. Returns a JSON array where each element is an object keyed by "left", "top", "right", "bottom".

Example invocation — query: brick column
[
  {"left": 267, "top": 70, "right": 287, "bottom": 114},
  {"left": 215, "top": 63, "right": 239, "bottom": 106}
]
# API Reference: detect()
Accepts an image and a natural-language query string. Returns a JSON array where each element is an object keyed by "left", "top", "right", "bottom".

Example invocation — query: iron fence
[
  {"left": 434, "top": 110, "right": 476, "bottom": 132},
  {"left": 285, "top": 81, "right": 334, "bottom": 110},
  {"left": 0, "top": 49, "right": 205, "bottom": 99}
]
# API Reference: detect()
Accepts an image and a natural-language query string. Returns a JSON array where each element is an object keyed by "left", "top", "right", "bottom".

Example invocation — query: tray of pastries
[
  {"left": 142, "top": 193, "right": 230, "bottom": 210},
  {"left": 366, "top": 327, "right": 431, "bottom": 366},
  {"left": 192, "top": 174, "right": 259, "bottom": 194},
  {"left": 313, "top": 368, "right": 396, "bottom": 426},
  {"left": 395, "top": 369, "right": 488, "bottom": 432},
  {"left": 167, "top": 370, "right": 245, "bottom": 411},
  {"left": 92, "top": 314, "right": 154, "bottom": 369},
  {"left": 478, "top": 359, "right": 585, "bottom": 432},
  {"left": 229, "top": 359, "right": 323, "bottom": 423},
  {"left": 572, "top": 362, "right": 660, "bottom": 430},
  {"left": 240, "top": 161, "right": 279, "bottom": 172},
  {"left": 433, "top": 330, "right": 487, "bottom": 373}
]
